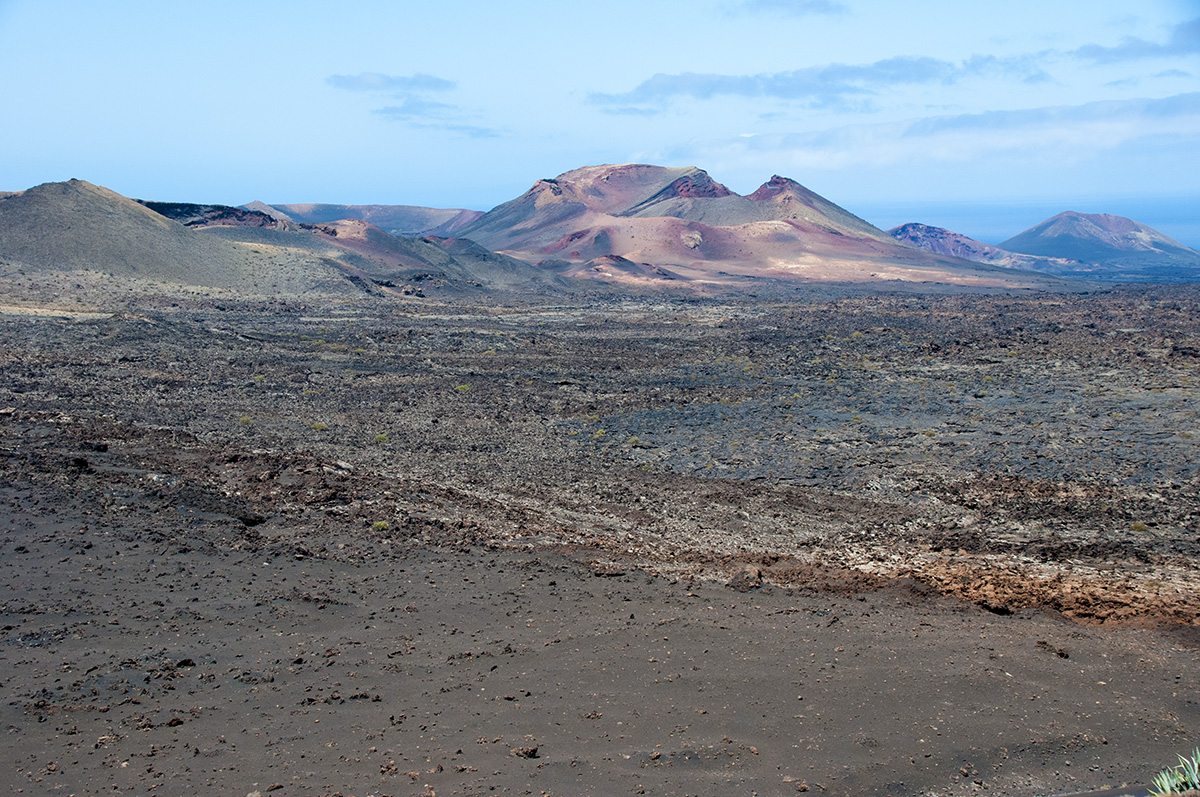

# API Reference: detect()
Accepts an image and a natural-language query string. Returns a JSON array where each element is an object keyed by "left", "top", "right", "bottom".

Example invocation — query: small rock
[
  {"left": 511, "top": 745, "right": 539, "bottom": 758},
  {"left": 728, "top": 564, "right": 763, "bottom": 592}
]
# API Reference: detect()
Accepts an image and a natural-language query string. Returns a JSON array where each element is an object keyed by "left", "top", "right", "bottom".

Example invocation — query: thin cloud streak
[
  {"left": 326, "top": 72, "right": 456, "bottom": 92},
  {"left": 589, "top": 54, "right": 1049, "bottom": 110},
  {"left": 373, "top": 97, "right": 459, "bottom": 118},
  {"left": 736, "top": 0, "right": 849, "bottom": 16},
  {"left": 1072, "top": 17, "right": 1200, "bottom": 63},
  {"left": 670, "top": 92, "right": 1200, "bottom": 172}
]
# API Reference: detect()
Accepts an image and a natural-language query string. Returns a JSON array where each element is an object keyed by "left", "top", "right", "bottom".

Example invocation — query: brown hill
[
  {"left": 460, "top": 164, "right": 1068, "bottom": 290},
  {"left": 0, "top": 180, "right": 356, "bottom": 295},
  {"left": 256, "top": 202, "right": 484, "bottom": 237},
  {"left": 999, "top": 211, "right": 1200, "bottom": 281}
]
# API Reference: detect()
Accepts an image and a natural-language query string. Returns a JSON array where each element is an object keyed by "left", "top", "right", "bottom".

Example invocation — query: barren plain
[{"left": 1, "top": 285, "right": 1198, "bottom": 796}]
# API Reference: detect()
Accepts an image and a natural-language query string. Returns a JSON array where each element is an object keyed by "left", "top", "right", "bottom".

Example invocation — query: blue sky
[{"left": 1, "top": 0, "right": 1197, "bottom": 245}]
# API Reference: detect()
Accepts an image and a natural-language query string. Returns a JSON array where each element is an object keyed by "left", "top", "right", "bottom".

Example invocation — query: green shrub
[
  {"left": 1150, "top": 748, "right": 1200, "bottom": 795},
  {"left": 373, "top": 433, "right": 389, "bottom": 444},
  {"left": 372, "top": 520, "right": 389, "bottom": 532},
  {"left": 310, "top": 421, "right": 329, "bottom": 432}
]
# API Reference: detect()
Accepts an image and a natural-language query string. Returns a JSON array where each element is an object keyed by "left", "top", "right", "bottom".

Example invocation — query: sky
[{"left": 1, "top": 0, "right": 1198, "bottom": 246}]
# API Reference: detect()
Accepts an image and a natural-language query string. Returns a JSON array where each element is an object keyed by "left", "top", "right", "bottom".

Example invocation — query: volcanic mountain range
[
  {"left": 3, "top": 164, "right": 1195, "bottom": 298},
  {"left": 0, "top": 180, "right": 557, "bottom": 298},
  {"left": 451, "top": 164, "right": 1054, "bottom": 289}
]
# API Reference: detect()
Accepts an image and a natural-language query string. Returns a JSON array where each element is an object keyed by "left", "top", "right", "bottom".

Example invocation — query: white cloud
[
  {"left": 655, "top": 93, "right": 1200, "bottom": 203},
  {"left": 671, "top": 92, "right": 1200, "bottom": 171},
  {"left": 589, "top": 55, "right": 1050, "bottom": 112}
]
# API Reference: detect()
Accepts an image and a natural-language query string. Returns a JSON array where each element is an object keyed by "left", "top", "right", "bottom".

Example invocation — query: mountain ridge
[
  {"left": 888, "top": 222, "right": 1080, "bottom": 274},
  {"left": 891, "top": 212, "right": 1200, "bottom": 282},
  {"left": 458, "top": 164, "right": 1063, "bottom": 290},
  {"left": 249, "top": 201, "right": 483, "bottom": 238}
]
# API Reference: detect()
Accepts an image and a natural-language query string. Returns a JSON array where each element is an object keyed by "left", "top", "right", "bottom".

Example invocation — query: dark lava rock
[{"left": 728, "top": 564, "right": 763, "bottom": 592}]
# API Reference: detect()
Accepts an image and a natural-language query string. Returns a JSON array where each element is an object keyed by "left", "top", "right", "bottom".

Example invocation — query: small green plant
[
  {"left": 310, "top": 421, "right": 329, "bottom": 432},
  {"left": 372, "top": 520, "right": 389, "bottom": 532},
  {"left": 454, "top": 384, "right": 471, "bottom": 392},
  {"left": 1131, "top": 521, "right": 1150, "bottom": 532},
  {"left": 1150, "top": 747, "right": 1200, "bottom": 796},
  {"left": 238, "top": 415, "right": 253, "bottom": 426},
  {"left": 373, "top": 433, "right": 389, "bottom": 444}
]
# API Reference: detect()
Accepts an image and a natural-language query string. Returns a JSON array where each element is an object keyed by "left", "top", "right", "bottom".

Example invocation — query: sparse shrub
[
  {"left": 372, "top": 520, "right": 389, "bottom": 532},
  {"left": 373, "top": 433, "right": 389, "bottom": 444},
  {"left": 238, "top": 415, "right": 253, "bottom": 426},
  {"left": 591, "top": 428, "right": 606, "bottom": 440},
  {"left": 1131, "top": 521, "right": 1149, "bottom": 532},
  {"left": 310, "top": 421, "right": 329, "bottom": 432},
  {"left": 1149, "top": 748, "right": 1200, "bottom": 795},
  {"left": 626, "top": 436, "right": 640, "bottom": 446},
  {"left": 454, "top": 384, "right": 471, "bottom": 392}
]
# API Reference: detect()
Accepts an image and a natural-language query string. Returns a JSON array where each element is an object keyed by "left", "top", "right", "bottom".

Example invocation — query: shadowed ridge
[
  {"left": 242, "top": 200, "right": 294, "bottom": 222},
  {"left": 889, "top": 221, "right": 1078, "bottom": 273},
  {"left": 1002, "top": 211, "right": 1200, "bottom": 260},
  {"left": 620, "top": 167, "right": 735, "bottom": 216},
  {"left": 254, "top": 201, "right": 483, "bottom": 237},
  {"left": 999, "top": 211, "right": 1200, "bottom": 281}
]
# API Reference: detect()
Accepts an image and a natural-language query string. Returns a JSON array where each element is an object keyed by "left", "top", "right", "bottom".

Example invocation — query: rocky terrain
[{"left": 1, "top": 284, "right": 1198, "bottom": 796}]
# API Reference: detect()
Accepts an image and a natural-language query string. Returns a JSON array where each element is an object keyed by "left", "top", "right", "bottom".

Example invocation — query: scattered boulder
[{"left": 728, "top": 564, "right": 763, "bottom": 592}]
